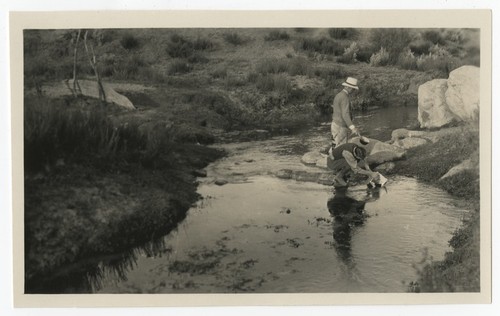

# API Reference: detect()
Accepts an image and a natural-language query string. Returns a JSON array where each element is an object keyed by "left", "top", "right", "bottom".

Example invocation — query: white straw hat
[{"left": 342, "top": 77, "right": 359, "bottom": 90}]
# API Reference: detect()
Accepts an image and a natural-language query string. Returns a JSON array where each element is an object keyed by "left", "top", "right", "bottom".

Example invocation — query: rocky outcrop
[
  {"left": 417, "top": 65, "right": 479, "bottom": 128},
  {"left": 445, "top": 66, "right": 480, "bottom": 122},
  {"left": 43, "top": 79, "right": 136, "bottom": 110},
  {"left": 418, "top": 79, "right": 458, "bottom": 128}
]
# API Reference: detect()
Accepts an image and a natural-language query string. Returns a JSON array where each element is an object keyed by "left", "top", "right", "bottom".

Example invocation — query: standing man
[{"left": 331, "top": 77, "right": 360, "bottom": 147}]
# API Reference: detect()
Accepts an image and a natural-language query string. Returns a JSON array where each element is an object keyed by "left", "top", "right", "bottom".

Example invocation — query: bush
[
  {"left": 167, "top": 59, "right": 192, "bottom": 75},
  {"left": 369, "top": 29, "right": 412, "bottom": 64},
  {"left": 255, "top": 57, "right": 312, "bottom": 77},
  {"left": 210, "top": 66, "right": 228, "bottom": 79},
  {"left": 296, "top": 37, "right": 345, "bottom": 56},
  {"left": 422, "top": 29, "right": 446, "bottom": 45},
  {"left": 355, "top": 44, "right": 377, "bottom": 63},
  {"left": 408, "top": 39, "right": 434, "bottom": 55},
  {"left": 255, "top": 58, "right": 289, "bottom": 75},
  {"left": 397, "top": 49, "right": 418, "bottom": 70},
  {"left": 369, "top": 47, "right": 390, "bottom": 66},
  {"left": 192, "top": 37, "right": 215, "bottom": 50},
  {"left": 223, "top": 32, "right": 246, "bottom": 45},
  {"left": 313, "top": 65, "right": 347, "bottom": 87},
  {"left": 120, "top": 33, "right": 140, "bottom": 50},
  {"left": 328, "top": 28, "right": 359, "bottom": 40},
  {"left": 166, "top": 34, "right": 194, "bottom": 58},
  {"left": 337, "top": 42, "right": 360, "bottom": 64},
  {"left": 264, "top": 30, "right": 290, "bottom": 41},
  {"left": 255, "top": 74, "right": 292, "bottom": 94}
]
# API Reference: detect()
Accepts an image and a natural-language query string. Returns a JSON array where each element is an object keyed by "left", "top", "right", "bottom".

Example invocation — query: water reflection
[
  {"left": 327, "top": 187, "right": 382, "bottom": 276},
  {"left": 26, "top": 237, "right": 169, "bottom": 293}
]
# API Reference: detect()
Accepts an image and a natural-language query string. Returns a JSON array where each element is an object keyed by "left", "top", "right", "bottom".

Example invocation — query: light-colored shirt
[{"left": 331, "top": 90, "right": 354, "bottom": 129}]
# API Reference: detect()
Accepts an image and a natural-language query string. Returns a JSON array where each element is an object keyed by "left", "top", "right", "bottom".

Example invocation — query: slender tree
[
  {"left": 83, "top": 30, "right": 106, "bottom": 104},
  {"left": 71, "top": 29, "right": 82, "bottom": 97}
]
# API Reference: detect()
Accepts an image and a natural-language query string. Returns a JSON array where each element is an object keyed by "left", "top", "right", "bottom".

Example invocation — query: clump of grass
[
  {"left": 337, "top": 42, "right": 360, "bottom": 64},
  {"left": 414, "top": 210, "right": 480, "bottom": 292},
  {"left": 328, "top": 28, "right": 359, "bottom": 40},
  {"left": 264, "top": 30, "right": 290, "bottom": 41},
  {"left": 192, "top": 36, "right": 215, "bottom": 50},
  {"left": 120, "top": 33, "right": 140, "bottom": 50},
  {"left": 369, "top": 28, "right": 412, "bottom": 64},
  {"left": 210, "top": 66, "right": 228, "bottom": 79},
  {"left": 166, "top": 34, "right": 194, "bottom": 58},
  {"left": 369, "top": 47, "right": 390, "bottom": 66},
  {"left": 167, "top": 59, "right": 192, "bottom": 75},
  {"left": 23, "top": 96, "right": 176, "bottom": 173},
  {"left": 255, "top": 73, "right": 292, "bottom": 94},
  {"left": 296, "top": 37, "right": 345, "bottom": 56},
  {"left": 223, "top": 32, "right": 246, "bottom": 46},
  {"left": 255, "top": 57, "right": 312, "bottom": 77}
]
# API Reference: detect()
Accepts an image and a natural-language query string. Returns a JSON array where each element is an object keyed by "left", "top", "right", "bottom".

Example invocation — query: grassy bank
[
  {"left": 24, "top": 96, "right": 224, "bottom": 292},
  {"left": 388, "top": 125, "right": 480, "bottom": 292}
]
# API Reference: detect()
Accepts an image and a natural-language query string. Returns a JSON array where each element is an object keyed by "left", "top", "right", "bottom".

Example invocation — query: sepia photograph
[{"left": 8, "top": 8, "right": 492, "bottom": 308}]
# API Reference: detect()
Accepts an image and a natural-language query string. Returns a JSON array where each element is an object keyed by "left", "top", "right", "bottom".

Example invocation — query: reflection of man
[
  {"left": 331, "top": 77, "right": 359, "bottom": 147},
  {"left": 327, "top": 189, "right": 367, "bottom": 267},
  {"left": 327, "top": 140, "right": 379, "bottom": 187},
  {"left": 327, "top": 187, "right": 382, "bottom": 273}
]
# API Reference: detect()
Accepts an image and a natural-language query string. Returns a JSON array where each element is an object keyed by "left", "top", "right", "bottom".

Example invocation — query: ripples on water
[{"left": 42, "top": 106, "right": 466, "bottom": 293}]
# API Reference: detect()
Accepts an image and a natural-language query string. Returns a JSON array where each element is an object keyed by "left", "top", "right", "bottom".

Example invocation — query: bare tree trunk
[
  {"left": 72, "top": 29, "right": 82, "bottom": 97},
  {"left": 83, "top": 30, "right": 106, "bottom": 104}
]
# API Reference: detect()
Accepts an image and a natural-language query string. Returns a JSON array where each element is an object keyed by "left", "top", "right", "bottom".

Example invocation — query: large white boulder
[
  {"left": 418, "top": 79, "right": 458, "bottom": 128},
  {"left": 445, "top": 65, "right": 480, "bottom": 121}
]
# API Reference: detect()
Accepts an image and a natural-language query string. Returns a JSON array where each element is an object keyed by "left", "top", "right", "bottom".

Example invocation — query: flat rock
[{"left": 393, "top": 137, "right": 428, "bottom": 150}]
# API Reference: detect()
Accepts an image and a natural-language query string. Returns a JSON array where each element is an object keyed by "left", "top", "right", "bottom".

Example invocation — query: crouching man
[{"left": 327, "top": 141, "right": 379, "bottom": 187}]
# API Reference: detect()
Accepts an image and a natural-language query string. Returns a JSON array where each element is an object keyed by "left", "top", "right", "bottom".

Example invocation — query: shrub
[
  {"left": 264, "top": 30, "right": 290, "bottom": 41},
  {"left": 192, "top": 37, "right": 214, "bottom": 50},
  {"left": 337, "top": 42, "right": 360, "bottom": 64},
  {"left": 397, "top": 49, "right": 418, "bottom": 70},
  {"left": 187, "top": 52, "right": 209, "bottom": 64},
  {"left": 369, "top": 47, "right": 390, "bottom": 66},
  {"left": 255, "top": 57, "right": 312, "bottom": 76},
  {"left": 408, "top": 39, "right": 434, "bottom": 55},
  {"left": 296, "top": 37, "right": 345, "bottom": 56},
  {"left": 255, "top": 58, "right": 289, "bottom": 75},
  {"left": 355, "top": 44, "right": 377, "bottom": 63},
  {"left": 166, "top": 34, "right": 194, "bottom": 58},
  {"left": 328, "top": 28, "right": 359, "bottom": 40},
  {"left": 120, "top": 33, "right": 140, "bottom": 50},
  {"left": 369, "top": 29, "right": 412, "bottom": 64},
  {"left": 223, "top": 32, "right": 246, "bottom": 45},
  {"left": 255, "top": 74, "right": 292, "bottom": 94},
  {"left": 287, "top": 57, "right": 312, "bottom": 76},
  {"left": 210, "top": 66, "right": 228, "bottom": 79},
  {"left": 167, "top": 59, "right": 192, "bottom": 75},
  {"left": 313, "top": 65, "right": 347, "bottom": 87},
  {"left": 422, "top": 29, "right": 446, "bottom": 45}
]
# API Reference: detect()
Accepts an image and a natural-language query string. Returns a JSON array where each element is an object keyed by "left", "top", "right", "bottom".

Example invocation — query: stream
[{"left": 89, "top": 105, "right": 466, "bottom": 293}]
